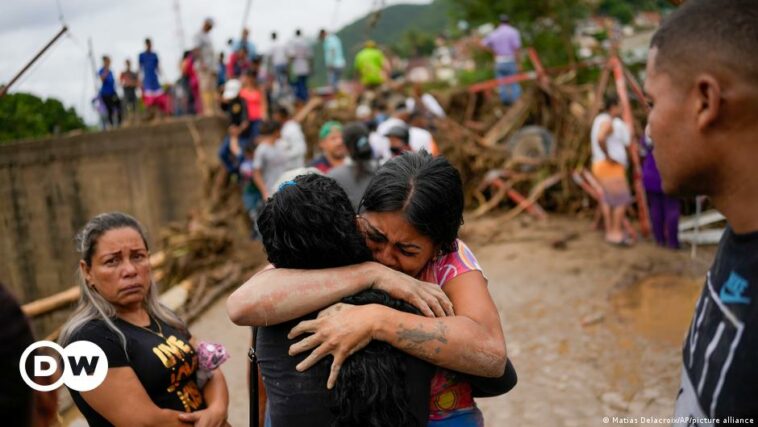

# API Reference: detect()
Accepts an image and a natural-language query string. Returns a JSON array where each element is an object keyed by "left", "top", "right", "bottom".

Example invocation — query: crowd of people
[
  {"left": 94, "top": 19, "right": 353, "bottom": 129},
  {"left": 217, "top": 62, "right": 447, "bottom": 239},
  {"left": 5, "top": 1, "right": 758, "bottom": 426}
]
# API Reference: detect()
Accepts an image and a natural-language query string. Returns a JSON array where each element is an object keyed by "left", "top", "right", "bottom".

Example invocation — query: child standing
[{"left": 251, "top": 121, "right": 288, "bottom": 200}]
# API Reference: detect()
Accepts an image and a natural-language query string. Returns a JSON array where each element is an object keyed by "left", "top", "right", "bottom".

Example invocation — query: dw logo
[{"left": 19, "top": 340, "right": 108, "bottom": 392}]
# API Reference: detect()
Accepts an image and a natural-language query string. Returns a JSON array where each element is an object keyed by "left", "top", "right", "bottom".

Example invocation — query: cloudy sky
[{"left": 0, "top": 0, "right": 429, "bottom": 124}]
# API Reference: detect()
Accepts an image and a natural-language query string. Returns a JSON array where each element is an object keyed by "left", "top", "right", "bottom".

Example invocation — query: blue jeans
[
  {"left": 327, "top": 67, "right": 343, "bottom": 91},
  {"left": 293, "top": 74, "right": 309, "bottom": 102},
  {"left": 218, "top": 136, "right": 250, "bottom": 175},
  {"left": 249, "top": 119, "right": 261, "bottom": 141},
  {"left": 242, "top": 188, "right": 263, "bottom": 240},
  {"left": 495, "top": 60, "right": 521, "bottom": 105},
  {"left": 274, "top": 64, "right": 288, "bottom": 89},
  {"left": 428, "top": 408, "right": 484, "bottom": 427}
]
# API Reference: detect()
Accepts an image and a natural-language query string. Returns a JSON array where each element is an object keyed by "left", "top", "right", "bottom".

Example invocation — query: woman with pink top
[
  {"left": 239, "top": 69, "right": 267, "bottom": 139},
  {"left": 228, "top": 151, "right": 509, "bottom": 426}
]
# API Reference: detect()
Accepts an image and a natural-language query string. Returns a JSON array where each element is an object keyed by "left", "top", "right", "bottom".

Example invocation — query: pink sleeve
[{"left": 431, "top": 239, "right": 485, "bottom": 287}]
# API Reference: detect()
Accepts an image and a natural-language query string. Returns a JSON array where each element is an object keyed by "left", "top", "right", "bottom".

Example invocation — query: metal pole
[
  {"left": 0, "top": 26, "right": 68, "bottom": 97},
  {"left": 611, "top": 55, "right": 652, "bottom": 238},
  {"left": 173, "top": 0, "right": 187, "bottom": 52},
  {"left": 87, "top": 37, "right": 100, "bottom": 94},
  {"left": 241, "top": 0, "right": 253, "bottom": 35}
]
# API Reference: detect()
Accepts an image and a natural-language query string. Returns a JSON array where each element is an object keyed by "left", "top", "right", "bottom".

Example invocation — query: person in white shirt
[
  {"left": 269, "top": 32, "right": 289, "bottom": 92},
  {"left": 372, "top": 103, "right": 440, "bottom": 161},
  {"left": 273, "top": 105, "right": 306, "bottom": 171},
  {"left": 590, "top": 95, "right": 633, "bottom": 246},
  {"left": 287, "top": 29, "right": 313, "bottom": 102}
]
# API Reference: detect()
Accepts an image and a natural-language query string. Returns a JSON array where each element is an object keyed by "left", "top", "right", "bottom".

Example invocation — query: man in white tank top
[{"left": 590, "top": 95, "right": 633, "bottom": 246}]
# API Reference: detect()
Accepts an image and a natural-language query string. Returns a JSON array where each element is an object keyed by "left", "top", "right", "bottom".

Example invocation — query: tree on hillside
[
  {"left": 390, "top": 29, "right": 437, "bottom": 58},
  {"left": 450, "top": 0, "right": 591, "bottom": 67},
  {"left": 449, "top": 0, "right": 672, "bottom": 67},
  {"left": 0, "top": 93, "right": 86, "bottom": 143}
]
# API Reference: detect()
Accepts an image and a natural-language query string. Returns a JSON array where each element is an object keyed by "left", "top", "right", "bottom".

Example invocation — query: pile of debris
[
  {"left": 149, "top": 123, "right": 266, "bottom": 322},
  {"left": 434, "top": 74, "right": 602, "bottom": 222}
]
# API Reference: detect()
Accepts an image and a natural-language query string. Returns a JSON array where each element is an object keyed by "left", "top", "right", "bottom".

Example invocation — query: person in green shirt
[{"left": 354, "top": 40, "right": 388, "bottom": 89}]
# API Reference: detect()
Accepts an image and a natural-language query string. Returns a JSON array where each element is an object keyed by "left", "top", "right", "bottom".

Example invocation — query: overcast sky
[{"left": 0, "top": 0, "right": 429, "bottom": 124}]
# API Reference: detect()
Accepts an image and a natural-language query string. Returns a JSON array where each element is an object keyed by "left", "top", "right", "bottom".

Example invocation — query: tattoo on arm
[{"left": 395, "top": 321, "right": 448, "bottom": 359}]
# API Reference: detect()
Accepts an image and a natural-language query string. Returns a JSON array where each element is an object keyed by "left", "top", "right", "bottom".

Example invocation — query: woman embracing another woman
[{"left": 229, "top": 151, "right": 512, "bottom": 426}]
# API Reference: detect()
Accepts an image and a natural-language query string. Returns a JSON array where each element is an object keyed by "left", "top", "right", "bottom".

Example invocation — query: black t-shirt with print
[
  {"left": 222, "top": 96, "right": 251, "bottom": 139},
  {"left": 674, "top": 226, "right": 758, "bottom": 422},
  {"left": 67, "top": 316, "right": 205, "bottom": 427}
]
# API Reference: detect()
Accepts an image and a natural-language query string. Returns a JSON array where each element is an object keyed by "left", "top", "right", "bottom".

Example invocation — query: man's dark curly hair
[
  {"left": 257, "top": 173, "right": 427, "bottom": 427},
  {"left": 359, "top": 151, "right": 464, "bottom": 255},
  {"left": 257, "top": 173, "right": 371, "bottom": 269}
]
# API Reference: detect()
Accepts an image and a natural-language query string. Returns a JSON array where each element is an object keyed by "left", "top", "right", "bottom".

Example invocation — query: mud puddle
[{"left": 610, "top": 274, "right": 702, "bottom": 346}]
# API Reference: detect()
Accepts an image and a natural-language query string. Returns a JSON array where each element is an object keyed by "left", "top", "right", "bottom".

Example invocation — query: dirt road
[{"left": 64, "top": 215, "right": 714, "bottom": 426}]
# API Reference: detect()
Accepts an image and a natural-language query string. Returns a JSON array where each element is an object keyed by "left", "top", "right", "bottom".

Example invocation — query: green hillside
[{"left": 312, "top": 0, "right": 451, "bottom": 85}]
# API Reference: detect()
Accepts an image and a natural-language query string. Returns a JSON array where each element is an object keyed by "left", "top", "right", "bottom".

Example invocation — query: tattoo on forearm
[
  {"left": 395, "top": 321, "right": 448, "bottom": 359},
  {"left": 397, "top": 321, "right": 448, "bottom": 345}
]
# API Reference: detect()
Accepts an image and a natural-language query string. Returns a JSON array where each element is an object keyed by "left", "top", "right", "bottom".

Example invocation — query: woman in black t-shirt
[{"left": 59, "top": 212, "right": 229, "bottom": 427}]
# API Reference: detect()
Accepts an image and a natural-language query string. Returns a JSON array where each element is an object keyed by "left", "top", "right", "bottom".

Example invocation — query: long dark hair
[
  {"left": 257, "top": 174, "right": 426, "bottom": 427},
  {"left": 360, "top": 151, "right": 464, "bottom": 254},
  {"left": 332, "top": 289, "right": 423, "bottom": 427}
]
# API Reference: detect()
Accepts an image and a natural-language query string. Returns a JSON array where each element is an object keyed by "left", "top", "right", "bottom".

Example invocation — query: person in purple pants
[{"left": 642, "top": 132, "right": 680, "bottom": 249}]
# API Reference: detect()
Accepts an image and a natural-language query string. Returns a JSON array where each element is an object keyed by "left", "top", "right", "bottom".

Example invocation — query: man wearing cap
[
  {"left": 194, "top": 17, "right": 217, "bottom": 115},
  {"left": 218, "top": 79, "right": 251, "bottom": 176},
  {"left": 354, "top": 41, "right": 388, "bottom": 89},
  {"left": 309, "top": 121, "right": 347, "bottom": 173},
  {"left": 482, "top": 14, "right": 522, "bottom": 105},
  {"left": 386, "top": 124, "right": 412, "bottom": 157}
]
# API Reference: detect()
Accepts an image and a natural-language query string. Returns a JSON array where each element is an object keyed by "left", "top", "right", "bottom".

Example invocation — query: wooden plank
[
  {"left": 679, "top": 229, "right": 725, "bottom": 245},
  {"left": 498, "top": 173, "right": 563, "bottom": 222},
  {"left": 678, "top": 210, "right": 726, "bottom": 231},
  {"left": 506, "top": 189, "right": 547, "bottom": 219},
  {"left": 22, "top": 286, "right": 80, "bottom": 318},
  {"left": 480, "top": 89, "right": 534, "bottom": 147}
]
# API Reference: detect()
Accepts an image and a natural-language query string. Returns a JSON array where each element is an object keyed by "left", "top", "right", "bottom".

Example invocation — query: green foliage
[
  {"left": 598, "top": 0, "right": 635, "bottom": 24},
  {"left": 390, "top": 29, "right": 437, "bottom": 58},
  {"left": 311, "top": 0, "right": 452, "bottom": 85},
  {"left": 0, "top": 92, "right": 86, "bottom": 143},
  {"left": 456, "top": 67, "right": 493, "bottom": 86},
  {"left": 449, "top": 0, "right": 590, "bottom": 68}
]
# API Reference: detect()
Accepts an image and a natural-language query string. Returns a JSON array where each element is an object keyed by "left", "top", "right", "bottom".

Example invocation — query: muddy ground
[{"left": 64, "top": 215, "right": 715, "bottom": 427}]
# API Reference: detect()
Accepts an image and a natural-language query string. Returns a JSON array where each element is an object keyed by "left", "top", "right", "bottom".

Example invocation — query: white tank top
[{"left": 590, "top": 113, "right": 631, "bottom": 167}]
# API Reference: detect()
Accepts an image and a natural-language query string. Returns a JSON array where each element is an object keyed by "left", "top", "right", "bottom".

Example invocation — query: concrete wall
[{"left": 0, "top": 117, "right": 226, "bottom": 321}]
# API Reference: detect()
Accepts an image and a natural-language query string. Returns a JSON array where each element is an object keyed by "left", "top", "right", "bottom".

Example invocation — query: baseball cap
[{"left": 384, "top": 124, "right": 409, "bottom": 143}]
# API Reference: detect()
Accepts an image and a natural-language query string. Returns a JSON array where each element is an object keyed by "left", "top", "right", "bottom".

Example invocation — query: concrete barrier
[{"left": 0, "top": 116, "right": 227, "bottom": 336}]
